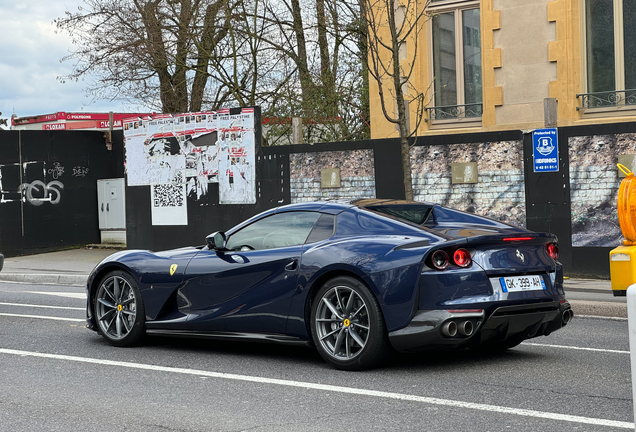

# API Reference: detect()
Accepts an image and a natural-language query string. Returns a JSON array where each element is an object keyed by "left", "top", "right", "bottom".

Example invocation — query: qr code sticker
[{"left": 153, "top": 184, "right": 184, "bottom": 208}]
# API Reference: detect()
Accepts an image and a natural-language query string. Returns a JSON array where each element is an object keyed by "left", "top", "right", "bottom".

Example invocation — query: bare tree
[
  {"left": 257, "top": 0, "right": 371, "bottom": 144},
  {"left": 366, "top": 0, "right": 429, "bottom": 200},
  {"left": 56, "top": 0, "right": 371, "bottom": 144},
  {"left": 56, "top": 0, "right": 231, "bottom": 113}
]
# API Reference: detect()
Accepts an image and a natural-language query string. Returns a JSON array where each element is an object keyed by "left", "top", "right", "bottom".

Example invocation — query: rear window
[{"left": 368, "top": 205, "right": 433, "bottom": 225}]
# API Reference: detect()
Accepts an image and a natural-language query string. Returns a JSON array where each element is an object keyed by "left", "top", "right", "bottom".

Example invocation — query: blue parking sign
[{"left": 533, "top": 128, "right": 559, "bottom": 172}]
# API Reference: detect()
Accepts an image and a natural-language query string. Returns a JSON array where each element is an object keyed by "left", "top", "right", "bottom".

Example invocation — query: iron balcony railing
[
  {"left": 425, "top": 103, "right": 483, "bottom": 121},
  {"left": 576, "top": 89, "right": 636, "bottom": 110}
]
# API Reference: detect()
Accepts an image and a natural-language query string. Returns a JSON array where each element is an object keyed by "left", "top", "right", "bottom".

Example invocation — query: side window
[
  {"left": 305, "top": 214, "right": 335, "bottom": 244},
  {"left": 226, "top": 211, "right": 321, "bottom": 251}
]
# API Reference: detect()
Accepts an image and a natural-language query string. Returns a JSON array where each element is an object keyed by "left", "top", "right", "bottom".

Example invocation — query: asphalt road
[{"left": 0, "top": 281, "right": 633, "bottom": 431}]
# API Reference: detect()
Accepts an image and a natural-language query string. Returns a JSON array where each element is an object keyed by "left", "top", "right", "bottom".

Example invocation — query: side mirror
[{"left": 206, "top": 231, "right": 227, "bottom": 250}]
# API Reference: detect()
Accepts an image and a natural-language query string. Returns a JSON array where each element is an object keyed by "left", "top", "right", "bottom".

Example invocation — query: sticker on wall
[
  {"left": 533, "top": 129, "right": 559, "bottom": 172},
  {"left": 321, "top": 168, "right": 341, "bottom": 188},
  {"left": 451, "top": 162, "right": 478, "bottom": 184}
]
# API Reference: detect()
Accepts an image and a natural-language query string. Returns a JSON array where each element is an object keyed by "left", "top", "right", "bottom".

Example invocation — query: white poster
[
  {"left": 217, "top": 108, "right": 256, "bottom": 204},
  {"left": 151, "top": 163, "right": 187, "bottom": 226},
  {"left": 151, "top": 182, "right": 187, "bottom": 225},
  {"left": 124, "top": 108, "right": 257, "bottom": 224}
]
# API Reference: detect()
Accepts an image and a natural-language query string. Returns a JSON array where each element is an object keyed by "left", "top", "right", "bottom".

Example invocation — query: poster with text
[{"left": 123, "top": 108, "right": 258, "bottom": 223}]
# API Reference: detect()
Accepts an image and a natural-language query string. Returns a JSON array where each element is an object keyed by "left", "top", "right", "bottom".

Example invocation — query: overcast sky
[{"left": 0, "top": 1, "right": 149, "bottom": 127}]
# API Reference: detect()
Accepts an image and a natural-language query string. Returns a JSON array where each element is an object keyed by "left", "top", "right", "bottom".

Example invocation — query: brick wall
[
  {"left": 289, "top": 150, "right": 376, "bottom": 203},
  {"left": 568, "top": 134, "right": 636, "bottom": 247},
  {"left": 410, "top": 141, "right": 526, "bottom": 228}
]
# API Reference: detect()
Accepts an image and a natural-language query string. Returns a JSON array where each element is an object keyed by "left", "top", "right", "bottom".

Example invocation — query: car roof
[
  {"left": 274, "top": 201, "right": 354, "bottom": 215},
  {"left": 274, "top": 199, "right": 437, "bottom": 215}
]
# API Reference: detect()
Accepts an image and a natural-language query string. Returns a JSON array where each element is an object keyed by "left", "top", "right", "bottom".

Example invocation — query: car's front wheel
[
  {"left": 94, "top": 270, "right": 145, "bottom": 347},
  {"left": 310, "top": 276, "right": 390, "bottom": 370}
]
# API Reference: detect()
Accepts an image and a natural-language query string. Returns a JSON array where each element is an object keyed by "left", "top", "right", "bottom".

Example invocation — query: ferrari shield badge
[{"left": 170, "top": 264, "right": 178, "bottom": 276}]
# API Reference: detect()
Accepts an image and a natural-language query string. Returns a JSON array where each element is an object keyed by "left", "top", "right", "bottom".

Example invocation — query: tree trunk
[
  {"left": 358, "top": 0, "right": 370, "bottom": 138},
  {"left": 316, "top": 0, "right": 336, "bottom": 116},
  {"left": 388, "top": 0, "right": 413, "bottom": 200},
  {"left": 190, "top": 0, "right": 230, "bottom": 111},
  {"left": 138, "top": 1, "right": 177, "bottom": 113},
  {"left": 290, "top": 0, "right": 313, "bottom": 117},
  {"left": 172, "top": 0, "right": 193, "bottom": 113}
]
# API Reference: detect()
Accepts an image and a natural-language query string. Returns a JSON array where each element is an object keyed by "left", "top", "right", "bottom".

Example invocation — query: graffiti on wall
[
  {"left": 47, "top": 162, "right": 65, "bottom": 179},
  {"left": 18, "top": 180, "right": 64, "bottom": 206},
  {"left": 569, "top": 134, "right": 634, "bottom": 247},
  {"left": 72, "top": 166, "right": 89, "bottom": 177},
  {"left": 124, "top": 108, "right": 257, "bottom": 225},
  {"left": 0, "top": 161, "right": 67, "bottom": 206}
]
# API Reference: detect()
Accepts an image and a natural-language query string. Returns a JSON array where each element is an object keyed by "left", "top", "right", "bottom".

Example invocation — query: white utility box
[{"left": 97, "top": 178, "right": 126, "bottom": 245}]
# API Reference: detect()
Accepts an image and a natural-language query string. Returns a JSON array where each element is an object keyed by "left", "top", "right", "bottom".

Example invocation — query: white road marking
[
  {"left": 0, "top": 302, "right": 84, "bottom": 311},
  {"left": 576, "top": 314, "right": 627, "bottom": 321},
  {"left": 523, "top": 342, "right": 629, "bottom": 355},
  {"left": 0, "top": 313, "right": 84, "bottom": 322},
  {"left": 0, "top": 348, "right": 632, "bottom": 429},
  {"left": 24, "top": 291, "right": 85, "bottom": 299}
]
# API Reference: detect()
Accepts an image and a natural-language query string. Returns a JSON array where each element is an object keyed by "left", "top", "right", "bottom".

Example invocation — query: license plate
[{"left": 499, "top": 275, "right": 546, "bottom": 293}]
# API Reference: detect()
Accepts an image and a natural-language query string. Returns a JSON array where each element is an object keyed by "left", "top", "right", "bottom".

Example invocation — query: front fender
[{"left": 86, "top": 248, "right": 200, "bottom": 326}]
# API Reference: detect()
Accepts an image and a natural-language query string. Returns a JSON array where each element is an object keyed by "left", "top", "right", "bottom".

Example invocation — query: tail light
[
  {"left": 431, "top": 250, "right": 449, "bottom": 270},
  {"left": 453, "top": 248, "right": 472, "bottom": 268},
  {"left": 546, "top": 242, "right": 559, "bottom": 260},
  {"left": 430, "top": 249, "right": 472, "bottom": 270}
]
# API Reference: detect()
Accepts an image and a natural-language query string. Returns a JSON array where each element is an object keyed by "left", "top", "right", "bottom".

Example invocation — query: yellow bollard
[{"left": 610, "top": 164, "right": 636, "bottom": 296}]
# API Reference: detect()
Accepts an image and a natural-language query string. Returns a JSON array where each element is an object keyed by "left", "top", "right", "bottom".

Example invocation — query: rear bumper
[{"left": 388, "top": 300, "right": 572, "bottom": 353}]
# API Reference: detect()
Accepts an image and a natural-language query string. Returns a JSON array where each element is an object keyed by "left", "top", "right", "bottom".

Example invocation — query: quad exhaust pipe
[
  {"left": 441, "top": 320, "right": 475, "bottom": 338},
  {"left": 458, "top": 320, "right": 474, "bottom": 337},
  {"left": 441, "top": 321, "right": 457, "bottom": 337},
  {"left": 562, "top": 309, "right": 574, "bottom": 325}
]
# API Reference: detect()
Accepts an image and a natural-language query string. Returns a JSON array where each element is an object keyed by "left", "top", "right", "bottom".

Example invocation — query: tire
[
  {"left": 310, "top": 276, "right": 390, "bottom": 371},
  {"left": 94, "top": 270, "right": 146, "bottom": 347}
]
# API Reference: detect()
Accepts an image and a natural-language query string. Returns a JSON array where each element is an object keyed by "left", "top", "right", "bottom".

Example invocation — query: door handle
[
  {"left": 107, "top": 203, "right": 109, "bottom": 212},
  {"left": 101, "top": 203, "right": 104, "bottom": 212},
  {"left": 285, "top": 260, "right": 298, "bottom": 271}
]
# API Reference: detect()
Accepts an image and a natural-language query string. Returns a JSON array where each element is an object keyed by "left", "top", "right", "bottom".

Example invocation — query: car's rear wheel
[
  {"left": 94, "top": 270, "right": 145, "bottom": 347},
  {"left": 310, "top": 276, "right": 390, "bottom": 370}
]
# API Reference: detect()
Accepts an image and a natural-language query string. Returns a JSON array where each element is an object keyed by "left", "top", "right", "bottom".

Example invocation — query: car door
[{"left": 182, "top": 211, "right": 321, "bottom": 334}]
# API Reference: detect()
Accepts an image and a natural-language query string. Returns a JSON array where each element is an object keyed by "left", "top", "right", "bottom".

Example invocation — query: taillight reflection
[
  {"left": 453, "top": 248, "right": 472, "bottom": 268},
  {"left": 546, "top": 243, "right": 559, "bottom": 260},
  {"left": 431, "top": 250, "right": 449, "bottom": 270}
]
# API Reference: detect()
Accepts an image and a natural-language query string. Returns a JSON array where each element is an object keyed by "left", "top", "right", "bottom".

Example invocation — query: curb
[
  {"left": 0, "top": 274, "right": 87, "bottom": 287},
  {"left": 569, "top": 299, "right": 627, "bottom": 319}
]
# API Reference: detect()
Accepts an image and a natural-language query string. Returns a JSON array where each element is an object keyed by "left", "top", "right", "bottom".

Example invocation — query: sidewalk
[
  {"left": 0, "top": 247, "right": 119, "bottom": 287},
  {"left": 0, "top": 248, "right": 627, "bottom": 318}
]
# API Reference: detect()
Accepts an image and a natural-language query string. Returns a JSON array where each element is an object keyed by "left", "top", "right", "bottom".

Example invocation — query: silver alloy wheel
[
  {"left": 95, "top": 275, "right": 137, "bottom": 340},
  {"left": 314, "top": 285, "right": 370, "bottom": 361}
]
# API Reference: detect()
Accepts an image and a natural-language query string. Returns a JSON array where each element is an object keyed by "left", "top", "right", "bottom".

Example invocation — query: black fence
[
  {"left": 0, "top": 130, "right": 123, "bottom": 257},
  {"left": 2, "top": 120, "right": 632, "bottom": 278}
]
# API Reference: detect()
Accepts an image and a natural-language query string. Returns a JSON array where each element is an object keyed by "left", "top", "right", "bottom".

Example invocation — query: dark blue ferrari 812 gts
[{"left": 86, "top": 199, "right": 572, "bottom": 370}]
